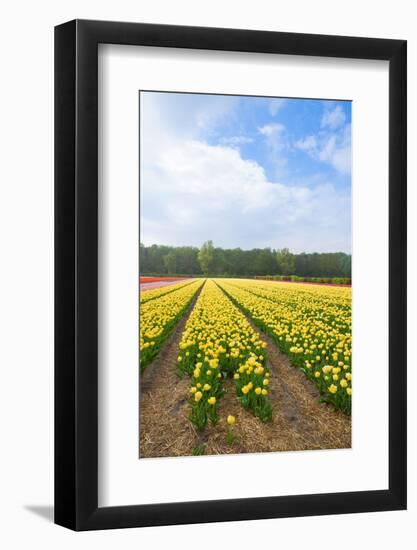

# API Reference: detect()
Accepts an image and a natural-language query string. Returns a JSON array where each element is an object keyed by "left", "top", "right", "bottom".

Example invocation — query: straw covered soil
[{"left": 139, "top": 298, "right": 351, "bottom": 458}]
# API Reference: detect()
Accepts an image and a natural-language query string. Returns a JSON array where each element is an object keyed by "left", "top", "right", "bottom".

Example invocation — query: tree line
[{"left": 140, "top": 241, "right": 351, "bottom": 278}]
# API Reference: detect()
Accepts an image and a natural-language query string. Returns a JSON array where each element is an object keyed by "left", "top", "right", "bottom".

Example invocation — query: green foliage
[
  {"left": 259, "top": 275, "right": 351, "bottom": 285},
  {"left": 295, "top": 251, "right": 351, "bottom": 278},
  {"left": 192, "top": 444, "right": 206, "bottom": 456},
  {"left": 140, "top": 242, "right": 352, "bottom": 279},
  {"left": 197, "top": 240, "right": 215, "bottom": 274},
  {"left": 163, "top": 250, "right": 177, "bottom": 274},
  {"left": 276, "top": 248, "right": 296, "bottom": 275},
  {"left": 226, "top": 426, "right": 236, "bottom": 446}
]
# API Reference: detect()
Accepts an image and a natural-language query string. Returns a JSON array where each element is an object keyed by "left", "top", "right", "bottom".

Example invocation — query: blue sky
[{"left": 140, "top": 92, "right": 351, "bottom": 253}]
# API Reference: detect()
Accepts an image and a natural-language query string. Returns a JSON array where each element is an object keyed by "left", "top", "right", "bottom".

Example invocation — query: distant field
[
  {"left": 140, "top": 276, "right": 185, "bottom": 283},
  {"left": 264, "top": 279, "right": 351, "bottom": 288},
  {"left": 140, "top": 276, "right": 191, "bottom": 293}
]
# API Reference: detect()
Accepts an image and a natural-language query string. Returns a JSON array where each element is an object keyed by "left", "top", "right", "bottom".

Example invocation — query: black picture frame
[{"left": 55, "top": 19, "right": 407, "bottom": 531}]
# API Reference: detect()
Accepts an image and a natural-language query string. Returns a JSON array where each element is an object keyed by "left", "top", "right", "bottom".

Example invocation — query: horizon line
[{"left": 139, "top": 241, "right": 351, "bottom": 255}]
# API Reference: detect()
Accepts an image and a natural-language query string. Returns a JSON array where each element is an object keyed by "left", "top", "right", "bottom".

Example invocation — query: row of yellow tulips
[{"left": 177, "top": 280, "right": 272, "bottom": 430}]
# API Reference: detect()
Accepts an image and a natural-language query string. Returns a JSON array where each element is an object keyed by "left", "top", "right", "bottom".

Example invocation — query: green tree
[
  {"left": 339, "top": 253, "right": 351, "bottom": 278},
  {"left": 139, "top": 242, "right": 351, "bottom": 278},
  {"left": 198, "top": 240, "right": 214, "bottom": 274},
  {"left": 276, "top": 248, "right": 295, "bottom": 275},
  {"left": 163, "top": 251, "right": 177, "bottom": 274},
  {"left": 254, "top": 248, "right": 278, "bottom": 275}
]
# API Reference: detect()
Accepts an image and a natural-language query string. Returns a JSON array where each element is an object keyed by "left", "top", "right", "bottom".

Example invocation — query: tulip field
[
  {"left": 140, "top": 277, "right": 352, "bottom": 457},
  {"left": 140, "top": 278, "right": 204, "bottom": 370},
  {"left": 217, "top": 279, "right": 352, "bottom": 414}
]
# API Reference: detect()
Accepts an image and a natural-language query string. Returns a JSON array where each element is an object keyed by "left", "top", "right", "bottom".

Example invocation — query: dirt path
[{"left": 139, "top": 290, "right": 351, "bottom": 458}]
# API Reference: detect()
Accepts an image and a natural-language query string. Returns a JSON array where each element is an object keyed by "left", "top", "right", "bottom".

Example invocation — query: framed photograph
[{"left": 55, "top": 19, "right": 407, "bottom": 530}]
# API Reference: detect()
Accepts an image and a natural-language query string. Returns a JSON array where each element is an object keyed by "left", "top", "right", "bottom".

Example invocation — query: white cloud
[
  {"left": 258, "top": 122, "right": 286, "bottom": 137},
  {"left": 142, "top": 136, "right": 351, "bottom": 252},
  {"left": 140, "top": 91, "right": 239, "bottom": 141},
  {"left": 321, "top": 105, "right": 346, "bottom": 129},
  {"left": 258, "top": 123, "right": 289, "bottom": 171},
  {"left": 318, "top": 135, "right": 337, "bottom": 162},
  {"left": 294, "top": 135, "right": 317, "bottom": 153},
  {"left": 331, "top": 146, "right": 351, "bottom": 174},
  {"left": 294, "top": 124, "right": 351, "bottom": 175},
  {"left": 219, "top": 135, "right": 254, "bottom": 148}
]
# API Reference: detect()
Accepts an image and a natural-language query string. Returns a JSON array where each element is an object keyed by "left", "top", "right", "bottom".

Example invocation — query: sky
[{"left": 140, "top": 92, "right": 351, "bottom": 253}]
